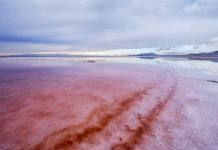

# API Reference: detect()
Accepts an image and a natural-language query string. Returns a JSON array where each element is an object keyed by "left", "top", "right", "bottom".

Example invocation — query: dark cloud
[{"left": 0, "top": 0, "right": 218, "bottom": 54}]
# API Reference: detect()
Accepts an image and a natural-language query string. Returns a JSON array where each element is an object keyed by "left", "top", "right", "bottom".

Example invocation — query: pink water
[{"left": 0, "top": 58, "right": 218, "bottom": 150}]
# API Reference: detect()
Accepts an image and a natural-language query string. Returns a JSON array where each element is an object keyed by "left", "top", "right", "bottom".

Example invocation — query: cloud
[
  {"left": 184, "top": 0, "right": 218, "bottom": 17},
  {"left": 0, "top": 0, "right": 218, "bottom": 54}
]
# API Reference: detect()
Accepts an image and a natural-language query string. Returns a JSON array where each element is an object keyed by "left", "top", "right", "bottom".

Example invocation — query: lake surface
[{"left": 0, "top": 57, "right": 218, "bottom": 150}]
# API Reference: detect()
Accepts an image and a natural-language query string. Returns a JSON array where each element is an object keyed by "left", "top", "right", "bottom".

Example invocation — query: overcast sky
[{"left": 0, "top": 0, "right": 218, "bottom": 55}]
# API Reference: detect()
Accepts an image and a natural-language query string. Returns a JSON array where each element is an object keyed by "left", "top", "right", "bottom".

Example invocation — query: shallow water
[{"left": 0, "top": 57, "right": 218, "bottom": 150}]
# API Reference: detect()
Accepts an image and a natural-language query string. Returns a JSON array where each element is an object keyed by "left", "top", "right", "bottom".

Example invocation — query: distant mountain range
[
  {"left": 131, "top": 51, "right": 218, "bottom": 61},
  {"left": 0, "top": 53, "right": 120, "bottom": 58},
  {"left": 0, "top": 54, "right": 76, "bottom": 58},
  {"left": 1, "top": 51, "right": 218, "bottom": 61}
]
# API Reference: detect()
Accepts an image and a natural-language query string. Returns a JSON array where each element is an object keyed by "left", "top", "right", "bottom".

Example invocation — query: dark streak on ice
[
  {"left": 111, "top": 76, "right": 177, "bottom": 150},
  {"left": 33, "top": 86, "right": 154, "bottom": 150}
]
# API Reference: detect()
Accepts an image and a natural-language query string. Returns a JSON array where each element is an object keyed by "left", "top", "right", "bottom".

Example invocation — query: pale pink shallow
[{"left": 0, "top": 58, "right": 218, "bottom": 150}]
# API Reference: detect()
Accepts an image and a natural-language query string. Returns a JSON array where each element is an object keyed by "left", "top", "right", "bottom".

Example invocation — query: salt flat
[{"left": 0, "top": 57, "right": 218, "bottom": 150}]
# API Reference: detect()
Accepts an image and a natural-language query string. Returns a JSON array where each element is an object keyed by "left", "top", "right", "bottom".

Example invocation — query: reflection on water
[{"left": 1, "top": 57, "right": 218, "bottom": 78}]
